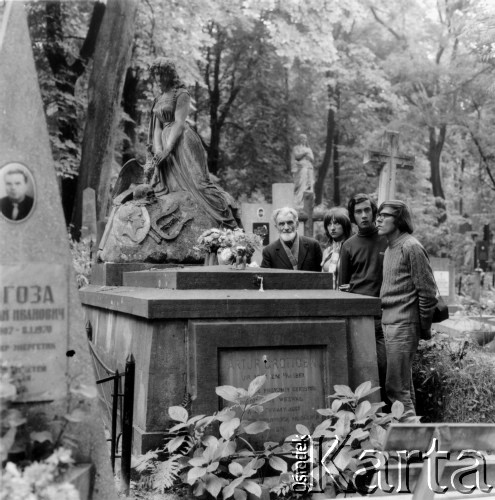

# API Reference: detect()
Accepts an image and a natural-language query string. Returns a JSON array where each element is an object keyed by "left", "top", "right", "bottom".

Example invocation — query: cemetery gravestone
[
  {"left": 240, "top": 201, "right": 271, "bottom": 265},
  {"left": 81, "top": 186, "right": 97, "bottom": 244},
  {"left": 0, "top": 2, "right": 117, "bottom": 498},
  {"left": 476, "top": 240, "right": 490, "bottom": 271},
  {"left": 81, "top": 266, "right": 381, "bottom": 453},
  {"left": 430, "top": 257, "right": 460, "bottom": 315}
]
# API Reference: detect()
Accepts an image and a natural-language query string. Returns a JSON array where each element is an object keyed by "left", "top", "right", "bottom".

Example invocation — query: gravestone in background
[
  {"left": 430, "top": 257, "right": 460, "bottom": 315},
  {"left": 0, "top": 2, "right": 117, "bottom": 498},
  {"left": 240, "top": 202, "right": 271, "bottom": 264},
  {"left": 240, "top": 183, "right": 304, "bottom": 262},
  {"left": 81, "top": 187, "right": 97, "bottom": 244}
]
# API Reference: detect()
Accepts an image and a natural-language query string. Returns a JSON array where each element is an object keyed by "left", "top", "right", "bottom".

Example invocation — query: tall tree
[{"left": 72, "top": 0, "right": 139, "bottom": 232}]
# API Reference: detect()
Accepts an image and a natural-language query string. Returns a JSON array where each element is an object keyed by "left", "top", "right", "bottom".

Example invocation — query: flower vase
[{"left": 204, "top": 252, "right": 218, "bottom": 266}]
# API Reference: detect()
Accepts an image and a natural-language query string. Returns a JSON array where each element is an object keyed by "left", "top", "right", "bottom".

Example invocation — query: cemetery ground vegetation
[
  {"left": 127, "top": 377, "right": 413, "bottom": 499},
  {"left": 414, "top": 334, "right": 495, "bottom": 423}
]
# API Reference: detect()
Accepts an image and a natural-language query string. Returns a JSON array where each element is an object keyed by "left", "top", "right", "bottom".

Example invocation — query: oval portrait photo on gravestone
[{"left": 0, "top": 162, "right": 36, "bottom": 223}]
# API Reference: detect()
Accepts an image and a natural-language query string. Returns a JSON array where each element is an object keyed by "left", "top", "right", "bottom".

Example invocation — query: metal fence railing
[{"left": 86, "top": 322, "right": 134, "bottom": 495}]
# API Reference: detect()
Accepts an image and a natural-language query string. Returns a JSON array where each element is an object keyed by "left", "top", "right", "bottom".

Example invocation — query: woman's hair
[
  {"left": 149, "top": 57, "right": 185, "bottom": 89},
  {"left": 323, "top": 207, "right": 352, "bottom": 242},
  {"left": 378, "top": 200, "right": 414, "bottom": 234},
  {"left": 347, "top": 193, "right": 378, "bottom": 224}
]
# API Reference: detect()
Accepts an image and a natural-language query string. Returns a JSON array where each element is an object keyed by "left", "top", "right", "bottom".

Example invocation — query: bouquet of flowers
[
  {"left": 217, "top": 228, "right": 263, "bottom": 264},
  {"left": 194, "top": 228, "right": 224, "bottom": 255}
]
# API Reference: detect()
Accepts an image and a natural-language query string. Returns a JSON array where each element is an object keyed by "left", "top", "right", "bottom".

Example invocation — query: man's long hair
[
  {"left": 378, "top": 200, "right": 414, "bottom": 234},
  {"left": 347, "top": 193, "right": 377, "bottom": 224}
]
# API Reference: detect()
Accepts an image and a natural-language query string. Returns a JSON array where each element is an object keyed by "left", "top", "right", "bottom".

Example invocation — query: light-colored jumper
[{"left": 380, "top": 232, "right": 437, "bottom": 334}]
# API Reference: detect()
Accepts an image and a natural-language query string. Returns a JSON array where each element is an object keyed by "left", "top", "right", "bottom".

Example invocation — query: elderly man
[
  {"left": 377, "top": 200, "right": 437, "bottom": 416},
  {"left": 261, "top": 207, "right": 322, "bottom": 271},
  {"left": 1, "top": 167, "right": 34, "bottom": 221}
]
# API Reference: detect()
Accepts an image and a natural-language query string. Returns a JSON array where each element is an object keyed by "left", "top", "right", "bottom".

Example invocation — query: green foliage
[
  {"left": 25, "top": 0, "right": 495, "bottom": 232},
  {"left": 134, "top": 374, "right": 289, "bottom": 498},
  {"left": 133, "top": 377, "right": 407, "bottom": 498},
  {"left": 288, "top": 381, "right": 413, "bottom": 494},
  {"left": 28, "top": 1, "right": 93, "bottom": 179},
  {"left": 414, "top": 334, "right": 495, "bottom": 423},
  {"left": 68, "top": 233, "right": 92, "bottom": 288}
]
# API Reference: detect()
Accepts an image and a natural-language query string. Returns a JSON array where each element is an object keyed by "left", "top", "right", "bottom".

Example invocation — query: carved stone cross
[{"left": 363, "top": 130, "right": 415, "bottom": 205}]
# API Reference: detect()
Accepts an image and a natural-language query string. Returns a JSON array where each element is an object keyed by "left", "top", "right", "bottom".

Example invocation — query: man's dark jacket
[
  {"left": 261, "top": 235, "right": 322, "bottom": 271},
  {"left": 0, "top": 196, "right": 34, "bottom": 220}
]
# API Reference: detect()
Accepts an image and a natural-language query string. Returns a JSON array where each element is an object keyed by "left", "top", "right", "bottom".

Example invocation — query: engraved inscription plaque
[
  {"left": 0, "top": 264, "right": 68, "bottom": 401},
  {"left": 219, "top": 347, "right": 326, "bottom": 445}
]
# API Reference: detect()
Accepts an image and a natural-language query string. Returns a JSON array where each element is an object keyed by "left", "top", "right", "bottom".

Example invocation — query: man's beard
[{"left": 280, "top": 230, "right": 296, "bottom": 242}]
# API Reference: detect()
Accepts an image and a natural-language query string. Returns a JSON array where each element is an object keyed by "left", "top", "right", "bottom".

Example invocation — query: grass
[{"left": 414, "top": 333, "right": 495, "bottom": 423}]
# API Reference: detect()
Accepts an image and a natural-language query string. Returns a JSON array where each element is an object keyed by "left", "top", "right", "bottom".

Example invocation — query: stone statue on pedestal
[
  {"left": 291, "top": 133, "right": 315, "bottom": 209},
  {"left": 97, "top": 58, "right": 242, "bottom": 264}
]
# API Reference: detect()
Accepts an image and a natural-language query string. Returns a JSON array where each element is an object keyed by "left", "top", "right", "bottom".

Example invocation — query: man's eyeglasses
[{"left": 376, "top": 212, "right": 395, "bottom": 220}]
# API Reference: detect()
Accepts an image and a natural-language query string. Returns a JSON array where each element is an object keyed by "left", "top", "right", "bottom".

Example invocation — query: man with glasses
[
  {"left": 377, "top": 200, "right": 437, "bottom": 417},
  {"left": 261, "top": 207, "right": 322, "bottom": 271},
  {"left": 339, "top": 193, "right": 388, "bottom": 404}
]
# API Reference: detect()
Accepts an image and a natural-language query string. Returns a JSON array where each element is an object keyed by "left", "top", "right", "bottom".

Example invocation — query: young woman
[{"left": 321, "top": 207, "right": 352, "bottom": 287}]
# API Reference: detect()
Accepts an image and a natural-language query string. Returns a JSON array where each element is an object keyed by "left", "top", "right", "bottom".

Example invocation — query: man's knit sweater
[
  {"left": 339, "top": 226, "right": 388, "bottom": 297},
  {"left": 380, "top": 232, "right": 437, "bottom": 331}
]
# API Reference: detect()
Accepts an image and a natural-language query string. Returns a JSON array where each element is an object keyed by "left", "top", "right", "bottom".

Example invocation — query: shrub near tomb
[
  {"left": 280, "top": 382, "right": 414, "bottom": 496},
  {"left": 132, "top": 377, "right": 410, "bottom": 499},
  {"left": 414, "top": 334, "right": 495, "bottom": 423},
  {"left": 133, "top": 375, "right": 291, "bottom": 499}
]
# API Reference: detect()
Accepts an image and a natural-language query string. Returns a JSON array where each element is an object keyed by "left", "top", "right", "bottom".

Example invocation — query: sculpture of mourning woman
[
  {"left": 148, "top": 57, "right": 241, "bottom": 229},
  {"left": 291, "top": 133, "right": 315, "bottom": 209}
]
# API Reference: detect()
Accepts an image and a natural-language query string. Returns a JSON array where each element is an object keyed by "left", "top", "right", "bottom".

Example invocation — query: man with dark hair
[
  {"left": 1, "top": 168, "right": 33, "bottom": 221},
  {"left": 377, "top": 200, "right": 437, "bottom": 416},
  {"left": 339, "top": 193, "right": 388, "bottom": 402},
  {"left": 261, "top": 207, "right": 322, "bottom": 271}
]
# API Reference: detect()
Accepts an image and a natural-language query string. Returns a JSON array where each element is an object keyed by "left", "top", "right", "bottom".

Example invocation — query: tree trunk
[
  {"left": 314, "top": 106, "right": 336, "bottom": 206},
  {"left": 428, "top": 124, "right": 446, "bottom": 199},
  {"left": 332, "top": 130, "right": 340, "bottom": 206},
  {"left": 122, "top": 66, "right": 140, "bottom": 164},
  {"left": 283, "top": 68, "right": 291, "bottom": 173},
  {"left": 72, "top": 0, "right": 138, "bottom": 234},
  {"left": 206, "top": 40, "right": 222, "bottom": 176}
]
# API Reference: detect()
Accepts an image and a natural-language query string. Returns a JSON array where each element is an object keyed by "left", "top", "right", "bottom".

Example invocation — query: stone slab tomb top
[
  {"left": 123, "top": 265, "right": 334, "bottom": 290},
  {"left": 81, "top": 265, "right": 381, "bottom": 319}
]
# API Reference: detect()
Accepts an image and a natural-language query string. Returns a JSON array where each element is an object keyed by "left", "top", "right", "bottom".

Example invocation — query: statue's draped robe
[
  {"left": 291, "top": 144, "right": 315, "bottom": 208},
  {"left": 150, "top": 88, "right": 239, "bottom": 229}
]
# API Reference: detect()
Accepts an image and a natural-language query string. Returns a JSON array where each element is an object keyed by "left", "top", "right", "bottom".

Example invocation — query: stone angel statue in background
[{"left": 291, "top": 133, "right": 315, "bottom": 209}]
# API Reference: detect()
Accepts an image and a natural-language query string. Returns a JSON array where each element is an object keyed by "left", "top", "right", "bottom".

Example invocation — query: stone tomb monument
[
  {"left": 80, "top": 266, "right": 380, "bottom": 453},
  {"left": 0, "top": 3, "right": 116, "bottom": 498}
]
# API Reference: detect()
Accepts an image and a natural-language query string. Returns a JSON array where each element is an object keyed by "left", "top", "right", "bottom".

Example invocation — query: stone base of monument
[
  {"left": 91, "top": 262, "right": 192, "bottom": 286},
  {"left": 80, "top": 266, "right": 381, "bottom": 454}
]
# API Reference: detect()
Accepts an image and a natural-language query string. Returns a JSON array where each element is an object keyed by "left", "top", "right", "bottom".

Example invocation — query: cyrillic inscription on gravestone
[
  {"left": 0, "top": 264, "right": 68, "bottom": 401},
  {"left": 219, "top": 347, "right": 325, "bottom": 446}
]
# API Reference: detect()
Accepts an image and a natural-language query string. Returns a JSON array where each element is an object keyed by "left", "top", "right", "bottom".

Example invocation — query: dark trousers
[{"left": 374, "top": 317, "right": 388, "bottom": 408}]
